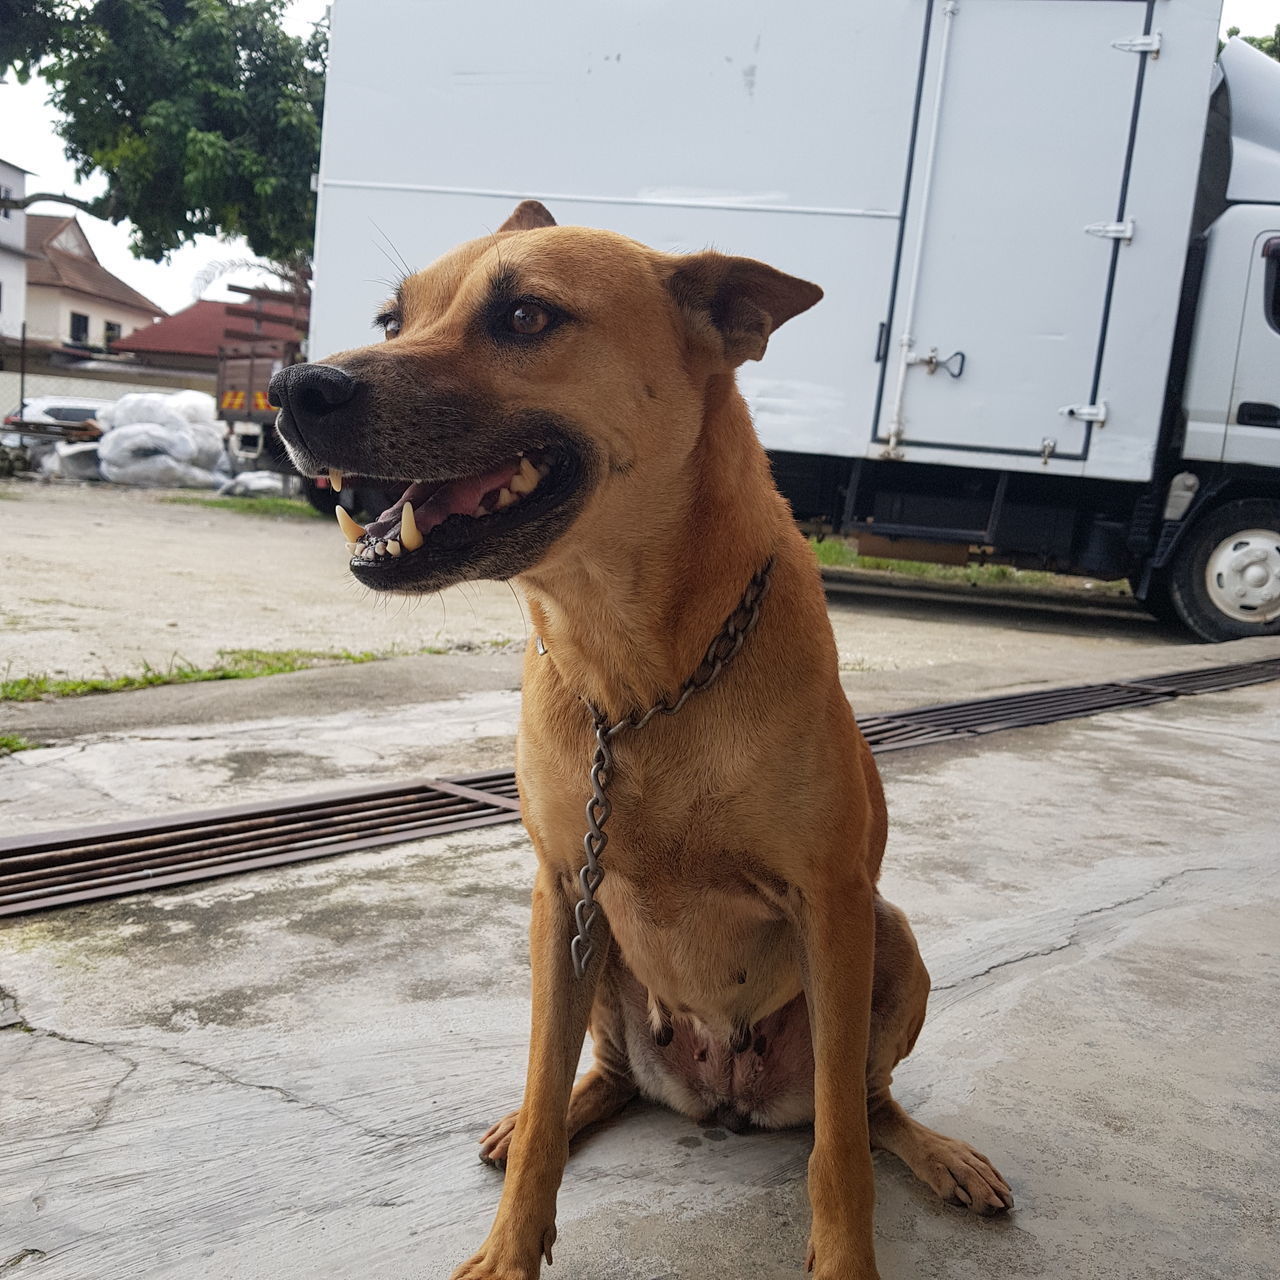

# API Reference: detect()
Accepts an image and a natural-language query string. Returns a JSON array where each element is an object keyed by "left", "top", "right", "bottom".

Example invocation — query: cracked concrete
[{"left": 2, "top": 681, "right": 1279, "bottom": 1278}]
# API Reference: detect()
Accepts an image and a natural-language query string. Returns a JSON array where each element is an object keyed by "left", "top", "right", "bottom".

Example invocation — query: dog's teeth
[
  {"left": 374, "top": 541, "right": 387, "bottom": 556},
  {"left": 386, "top": 539, "right": 401, "bottom": 556},
  {"left": 328, "top": 468, "right": 344, "bottom": 493},
  {"left": 510, "top": 457, "right": 540, "bottom": 494},
  {"left": 495, "top": 487, "right": 517, "bottom": 508},
  {"left": 399, "top": 502, "right": 424, "bottom": 551},
  {"left": 473, "top": 505, "right": 487, "bottom": 517},
  {"left": 336, "top": 507, "right": 365, "bottom": 542}
]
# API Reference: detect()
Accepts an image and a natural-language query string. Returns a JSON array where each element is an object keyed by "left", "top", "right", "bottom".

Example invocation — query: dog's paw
[
  {"left": 478, "top": 1109, "right": 520, "bottom": 1169},
  {"left": 917, "top": 1136, "right": 1014, "bottom": 1215},
  {"left": 449, "top": 1226, "right": 555, "bottom": 1280},
  {"left": 448, "top": 1257, "right": 536, "bottom": 1280},
  {"left": 803, "top": 1238, "right": 881, "bottom": 1280}
]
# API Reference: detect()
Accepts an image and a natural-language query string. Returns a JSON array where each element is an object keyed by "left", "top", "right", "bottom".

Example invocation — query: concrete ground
[
  {"left": 1, "top": 480, "right": 1163, "bottom": 692},
  {"left": 2, "top": 684, "right": 1278, "bottom": 1279},
  {"left": 2, "top": 479, "right": 1279, "bottom": 1278}
]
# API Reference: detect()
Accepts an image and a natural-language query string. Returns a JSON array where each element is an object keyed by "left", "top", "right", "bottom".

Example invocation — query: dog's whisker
[{"left": 369, "top": 218, "right": 413, "bottom": 281}]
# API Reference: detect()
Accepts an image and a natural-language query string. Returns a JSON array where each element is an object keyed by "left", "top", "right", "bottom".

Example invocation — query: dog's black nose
[{"left": 268, "top": 363, "right": 357, "bottom": 430}]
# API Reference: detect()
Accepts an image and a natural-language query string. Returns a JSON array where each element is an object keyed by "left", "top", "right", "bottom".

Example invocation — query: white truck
[{"left": 310, "top": 0, "right": 1280, "bottom": 641}]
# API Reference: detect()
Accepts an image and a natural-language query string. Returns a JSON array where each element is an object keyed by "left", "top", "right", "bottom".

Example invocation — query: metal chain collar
[{"left": 563, "top": 557, "right": 775, "bottom": 978}]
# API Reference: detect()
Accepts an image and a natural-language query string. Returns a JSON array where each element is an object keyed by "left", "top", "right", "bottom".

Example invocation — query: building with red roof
[
  {"left": 25, "top": 214, "right": 164, "bottom": 351},
  {"left": 112, "top": 298, "right": 303, "bottom": 373}
]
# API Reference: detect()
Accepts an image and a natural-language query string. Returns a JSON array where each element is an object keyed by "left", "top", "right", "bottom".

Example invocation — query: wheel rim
[{"left": 1204, "top": 527, "right": 1280, "bottom": 623}]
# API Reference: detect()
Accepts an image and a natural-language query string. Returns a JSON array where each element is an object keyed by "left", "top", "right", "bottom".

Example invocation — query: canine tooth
[
  {"left": 328, "top": 468, "right": 344, "bottom": 493},
  {"left": 510, "top": 457, "right": 540, "bottom": 494},
  {"left": 336, "top": 507, "right": 365, "bottom": 541},
  {"left": 375, "top": 541, "right": 387, "bottom": 556},
  {"left": 399, "top": 502, "right": 423, "bottom": 551},
  {"left": 495, "top": 487, "right": 517, "bottom": 508},
  {"left": 386, "top": 539, "right": 401, "bottom": 556}
]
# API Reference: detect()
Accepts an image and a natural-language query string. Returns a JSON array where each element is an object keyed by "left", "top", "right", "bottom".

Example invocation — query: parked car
[
  {"left": 1, "top": 397, "right": 115, "bottom": 477},
  {"left": 3, "top": 397, "right": 114, "bottom": 442}
]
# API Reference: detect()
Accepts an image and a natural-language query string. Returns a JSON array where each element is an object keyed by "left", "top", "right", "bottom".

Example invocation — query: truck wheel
[
  {"left": 353, "top": 487, "right": 399, "bottom": 522},
  {"left": 1130, "top": 571, "right": 1181, "bottom": 627},
  {"left": 1167, "top": 498, "right": 1280, "bottom": 642},
  {"left": 303, "top": 477, "right": 340, "bottom": 516}
]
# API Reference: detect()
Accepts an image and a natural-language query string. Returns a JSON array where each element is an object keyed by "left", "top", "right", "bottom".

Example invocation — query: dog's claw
[{"left": 479, "top": 1109, "right": 520, "bottom": 1169}]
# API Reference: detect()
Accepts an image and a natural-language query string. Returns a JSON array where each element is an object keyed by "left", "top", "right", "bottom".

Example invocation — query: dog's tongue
[{"left": 370, "top": 461, "right": 521, "bottom": 538}]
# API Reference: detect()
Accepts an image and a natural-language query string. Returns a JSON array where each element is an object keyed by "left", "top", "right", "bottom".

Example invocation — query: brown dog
[{"left": 271, "top": 201, "right": 1012, "bottom": 1279}]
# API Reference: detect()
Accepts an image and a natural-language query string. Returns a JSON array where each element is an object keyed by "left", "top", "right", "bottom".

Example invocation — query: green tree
[
  {"left": 1225, "top": 24, "right": 1280, "bottom": 61},
  {"left": 0, "top": 0, "right": 326, "bottom": 266}
]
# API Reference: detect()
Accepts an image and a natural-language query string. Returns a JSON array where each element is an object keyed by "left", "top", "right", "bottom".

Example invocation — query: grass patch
[
  {"left": 0, "top": 647, "right": 386, "bottom": 703},
  {"left": 160, "top": 495, "right": 323, "bottom": 520},
  {"left": 809, "top": 537, "right": 1128, "bottom": 594},
  {"left": 0, "top": 733, "right": 36, "bottom": 754}
]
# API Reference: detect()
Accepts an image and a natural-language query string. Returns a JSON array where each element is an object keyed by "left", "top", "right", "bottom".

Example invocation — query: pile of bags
[{"left": 94, "top": 390, "right": 227, "bottom": 488}]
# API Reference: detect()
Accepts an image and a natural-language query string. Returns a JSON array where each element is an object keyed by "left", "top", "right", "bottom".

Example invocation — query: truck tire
[
  {"left": 1167, "top": 498, "right": 1280, "bottom": 642},
  {"left": 1130, "top": 571, "right": 1181, "bottom": 628},
  {"left": 304, "top": 482, "right": 399, "bottom": 523},
  {"left": 303, "top": 477, "right": 340, "bottom": 516}
]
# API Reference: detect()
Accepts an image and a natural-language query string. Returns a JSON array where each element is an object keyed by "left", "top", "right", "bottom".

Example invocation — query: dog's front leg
[
  {"left": 451, "top": 865, "right": 605, "bottom": 1280},
  {"left": 796, "top": 875, "right": 881, "bottom": 1280}
]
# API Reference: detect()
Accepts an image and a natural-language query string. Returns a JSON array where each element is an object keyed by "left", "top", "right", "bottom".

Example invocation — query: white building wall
[
  {"left": 0, "top": 159, "right": 29, "bottom": 340},
  {"left": 25, "top": 285, "right": 158, "bottom": 348}
]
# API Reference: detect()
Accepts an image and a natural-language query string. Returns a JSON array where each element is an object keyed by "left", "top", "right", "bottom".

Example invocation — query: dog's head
[{"left": 271, "top": 201, "right": 821, "bottom": 593}]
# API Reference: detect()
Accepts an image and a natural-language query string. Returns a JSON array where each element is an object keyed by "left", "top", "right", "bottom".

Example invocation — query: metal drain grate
[
  {"left": 0, "top": 771, "right": 521, "bottom": 917},
  {"left": 2, "top": 657, "right": 1278, "bottom": 917}
]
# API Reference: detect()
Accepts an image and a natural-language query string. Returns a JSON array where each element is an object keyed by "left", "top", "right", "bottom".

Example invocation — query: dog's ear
[
  {"left": 498, "top": 200, "right": 558, "bottom": 232},
  {"left": 667, "top": 252, "right": 823, "bottom": 364}
]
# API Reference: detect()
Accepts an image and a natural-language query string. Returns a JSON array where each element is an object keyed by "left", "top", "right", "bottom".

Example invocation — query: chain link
[{"left": 569, "top": 557, "right": 775, "bottom": 978}]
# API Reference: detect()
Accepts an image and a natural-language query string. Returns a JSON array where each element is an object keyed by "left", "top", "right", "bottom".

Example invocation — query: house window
[
  {"left": 104, "top": 320, "right": 122, "bottom": 347},
  {"left": 69, "top": 312, "right": 89, "bottom": 344},
  {"left": 0, "top": 186, "right": 10, "bottom": 220}
]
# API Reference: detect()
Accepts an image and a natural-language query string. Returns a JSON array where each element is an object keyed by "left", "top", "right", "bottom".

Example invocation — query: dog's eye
[
  {"left": 508, "top": 303, "right": 551, "bottom": 336},
  {"left": 382, "top": 318, "right": 402, "bottom": 340}
]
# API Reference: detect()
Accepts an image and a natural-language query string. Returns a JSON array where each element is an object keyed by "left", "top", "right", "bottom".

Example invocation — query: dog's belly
[
  {"left": 613, "top": 961, "right": 816, "bottom": 1131},
  {"left": 599, "top": 875, "right": 816, "bottom": 1130}
]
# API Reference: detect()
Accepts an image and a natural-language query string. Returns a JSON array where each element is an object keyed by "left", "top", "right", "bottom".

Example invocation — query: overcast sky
[{"left": 0, "top": 0, "right": 1273, "bottom": 316}]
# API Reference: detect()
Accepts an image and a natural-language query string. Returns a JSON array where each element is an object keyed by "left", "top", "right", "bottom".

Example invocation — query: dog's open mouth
[{"left": 326, "top": 444, "right": 580, "bottom": 590}]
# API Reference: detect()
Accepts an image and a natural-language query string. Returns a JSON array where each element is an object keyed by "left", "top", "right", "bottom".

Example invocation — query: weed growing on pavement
[
  {"left": 0, "top": 647, "right": 392, "bottom": 702},
  {"left": 0, "top": 733, "right": 35, "bottom": 754},
  {"left": 808, "top": 537, "right": 1128, "bottom": 594},
  {"left": 160, "top": 495, "right": 324, "bottom": 519}
]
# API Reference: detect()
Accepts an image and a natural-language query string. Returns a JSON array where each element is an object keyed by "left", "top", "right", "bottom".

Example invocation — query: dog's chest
[{"left": 597, "top": 839, "right": 800, "bottom": 1033}]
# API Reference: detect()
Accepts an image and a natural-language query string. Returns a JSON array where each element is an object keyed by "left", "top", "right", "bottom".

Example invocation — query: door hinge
[
  {"left": 1059, "top": 401, "right": 1108, "bottom": 424},
  {"left": 1112, "top": 32, "right": 1161, "bottom": 57},
  {"left": 1085, "top": 219, "right": 1134, "bottom": 242}
]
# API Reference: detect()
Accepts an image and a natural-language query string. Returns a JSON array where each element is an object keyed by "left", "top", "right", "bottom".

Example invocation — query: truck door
[
  {"left": 875, "top": 0, "right": 1158, "bottom": 464},
  {"left": 1225, "top": 234, "right": 1280, "bottom": 469}
]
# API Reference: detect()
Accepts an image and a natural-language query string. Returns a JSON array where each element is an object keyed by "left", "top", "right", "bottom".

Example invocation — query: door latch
[
  {"left": 907, "top": 347, "right": 966, "bottom": 378},
  {"left": 1059, "top": 402, "right": 1107, "bottom": 424},
  {"left": 1085, "top": 219, "right": 1135, "bottom": 242},
  {"left": 1112, "top": 32, "right": 1161, "bottom": 57}
]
